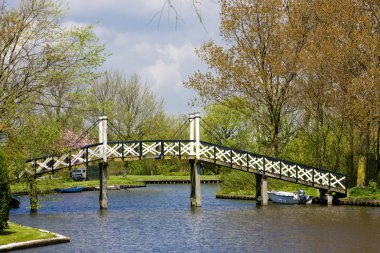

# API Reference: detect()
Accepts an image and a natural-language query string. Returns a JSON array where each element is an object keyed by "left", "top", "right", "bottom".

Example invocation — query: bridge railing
[
  {"left": 25, "top": 139, "right": 346, "bottom": 193},
  {"left": 26, "top": 140, "right": 197, "bottom": 176},
  {"left": 106, "top": 140, "right": 196, "bottom": 159},
  {"left": 198, "top": 141, "right": 347, "bottom": 193}
]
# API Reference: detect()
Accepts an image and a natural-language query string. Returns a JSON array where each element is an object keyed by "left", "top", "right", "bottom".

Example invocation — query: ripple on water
[{"left": 10, "top": 185, "right": 380, "bottom": 253}]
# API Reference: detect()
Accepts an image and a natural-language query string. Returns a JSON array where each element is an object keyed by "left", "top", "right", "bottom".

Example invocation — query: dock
[
  {"left": 338, "top": 198, "right": 380, "bottom": 207},
  {"left": 136, "top": 179, "right": 221, "bottom": 184}
]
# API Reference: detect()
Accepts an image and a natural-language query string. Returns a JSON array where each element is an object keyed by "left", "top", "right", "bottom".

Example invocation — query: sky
[{"left": 64, "top": 0, "right": 221, "bottom": 116}]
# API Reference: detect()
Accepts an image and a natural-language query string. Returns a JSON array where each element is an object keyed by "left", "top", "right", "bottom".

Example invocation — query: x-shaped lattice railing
[
  {"left": 164, "top": 142, "right": 180, "bottom": 156},
  {"left": 25, "top": 140, "right": 347, "bottom": 193}
]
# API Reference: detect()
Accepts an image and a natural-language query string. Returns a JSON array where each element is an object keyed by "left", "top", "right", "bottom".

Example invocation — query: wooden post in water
[
  {"left": 319, "top": 189, "right": 333, "bottom": 205},
  {"left": 29, "top": 176, "right": 38, "bottom": 213},
  {"left": 255, "top": 174, "right": 268, "bottom": 206},
  {"left": 99, "top": 116, "right": 108, "bottom": 209},
  {"left": 327, "top": 192, "right": 333, "bottom": 205}
]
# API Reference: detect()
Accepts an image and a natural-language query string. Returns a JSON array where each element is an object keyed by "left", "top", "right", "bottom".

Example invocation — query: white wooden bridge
[{"left": 25, "top": 114, "right": 347, "bottom": 208}]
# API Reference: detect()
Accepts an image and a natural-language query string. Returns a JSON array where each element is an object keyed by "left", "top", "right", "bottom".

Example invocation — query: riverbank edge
[
  {"left": 12, "top": 184, "right": 146, "bottom": 195},
  {"left": 11, "top": 175, "right": 221, "bottom": 195},
  {"left": 338, "top": 198, "right": 380, "bottom": 207},
  {"left": 136, "top": 179, "right": 222, "bottom": 184},
  {"left": 216, "top": 194, "right": 256, "bottom": 200},
  {"left": 0, "top": 227, "right": 70, "bottom": 252},
  {"left": 216, "top": 194, "right": 380, "bottom": 206}
]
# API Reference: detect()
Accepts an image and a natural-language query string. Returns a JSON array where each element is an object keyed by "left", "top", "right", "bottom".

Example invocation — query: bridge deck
[{"left": 25, "top": 140, "right": 347, "bottom": 194}]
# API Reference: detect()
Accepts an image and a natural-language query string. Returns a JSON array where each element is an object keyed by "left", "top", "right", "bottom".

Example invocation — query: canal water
[{"left": 9, "top": 185, "right": 380, "bottom": 253}]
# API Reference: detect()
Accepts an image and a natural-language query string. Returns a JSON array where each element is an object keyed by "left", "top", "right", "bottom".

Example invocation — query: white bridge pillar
[
  {"left": 189, "top": 113, "right": 201, "bottom": 207},
  {"left": 99, "top": 116, "right": 108, "bottom": 209}
]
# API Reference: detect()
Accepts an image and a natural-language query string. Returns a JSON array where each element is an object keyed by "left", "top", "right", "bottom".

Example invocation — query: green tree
[
  {"left": 0, "top": 0, "right": 106, "bottom": 124},
  {"left": 202, "top": 103, "right": 254, "bottom": 150},
  {"left": 295, "top": 0, "right": 380, "bottom": 185},
  {"left": 185, "top": 0, "right": 312, "bottom": 157},
  {"left": 87, "top": 70, "right": 175, "bottom": 140}
]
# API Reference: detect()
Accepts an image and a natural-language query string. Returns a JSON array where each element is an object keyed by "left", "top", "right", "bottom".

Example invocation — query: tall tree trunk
[
  {"left": 357, "top": 155, "right": 366, "bottom": 187},
  {"left": 271, "top": 122, "right": 279, "bottom": 158},
  {"left": 357, "top": 126, "right": 370, "bottom": 187},
  {"left": 348, "top": 122, "right": 355, "bottom": 181},
  {"left": 377, "top": 121, "right": 380, "bottom": 180}
]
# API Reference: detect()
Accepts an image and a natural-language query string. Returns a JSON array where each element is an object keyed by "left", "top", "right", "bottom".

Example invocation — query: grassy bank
[
  {"left": 0, "top": 222, "right": 55, "bottom": 245},
  {"left": 11, "top": 176, "right": 142, "bottom": 194},
  {"left": 217, "top": 178, "right": 319, "bottom": 197},
  {"left": 217, "top": 170, "right": 319, "bottom": 197},
  {"left": 348, "top": 181, "right": 380, "bottom": 200},
  {"left": 11, "top": 174, "right": 220, "bottom": 194},
  {"left": 218, "top": 170, "right": 380, "bottom": 200}
]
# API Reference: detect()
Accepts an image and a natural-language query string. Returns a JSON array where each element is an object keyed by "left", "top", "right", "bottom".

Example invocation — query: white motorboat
[{"left": 267, "top": 189, "right": 312, "bottom": 204}]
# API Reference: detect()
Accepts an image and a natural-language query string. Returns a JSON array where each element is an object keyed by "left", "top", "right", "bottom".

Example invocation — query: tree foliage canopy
[
  {"left": 0, "top": 0, "right": 106, "bottom": 123},
  {"left": 186, "top": 0, "right": 380, "bottom": 186}
]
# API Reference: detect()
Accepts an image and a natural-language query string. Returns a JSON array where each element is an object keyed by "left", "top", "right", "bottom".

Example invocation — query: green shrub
[
  {"left": 349, "top": 180, "right": 380, "bottom": 200},
  {"left": 219, "top": 170, "right": 256, "bottom": 195},
  {"left": 0, "top": 151, "right": 10, "bottom": 231}
]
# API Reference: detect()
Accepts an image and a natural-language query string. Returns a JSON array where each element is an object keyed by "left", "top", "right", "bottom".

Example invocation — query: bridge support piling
[
  {"left": 98, "top": 115, "right": 108, "bottom": 209},
  {"left": 319, "top": 189, "right": 333, "bottom": 205},
  {"left": 327, "top": 192, "right": 333, "bottom": 205},
  {"left": 99, "top": 162, "right": 108, "bottom": 209},
  {"left": 255, "top": 174, "right": 268, "bottom": 206},
  {"left": 190, "top": 159, "right": 201, "bottom": 207}
]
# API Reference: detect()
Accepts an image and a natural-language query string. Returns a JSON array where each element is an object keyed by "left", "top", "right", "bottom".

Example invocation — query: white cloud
[
  {"left": 66, "top": 0, "right": 191, "bottom": 19},
  {"left": 63, "top": 0, "right": 219, "bottom": 114}
]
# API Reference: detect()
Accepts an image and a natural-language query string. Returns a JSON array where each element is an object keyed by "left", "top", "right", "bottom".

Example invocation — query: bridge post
[
  {"left": 190, "top": 159, "right": 202, "bottom": 207},
  {"left": 255, "top": 174, "right": 268, "bottom": 206},
  {"left": 99, "top": 116, "right": 108, "bottom": 209},
  {"left": 327, "top": 192, "right": 333, "bottom": 205},
  {"left": 194, "top": 112, "right": 200, "bottom": 159},
  {"left": 189, "top": 113, "right": 202, "bottom": 207},
  {"left": 189, "top": 113, "right": 194, "bottom": 156},
  {"left": 319, "top": 189, "right": 333, "bottom": 205},
  {"left": 29, "top": 176, "right": 38, "bottom": 213},
  {"left": 29, "top": 163, "right": 38, "bottom": 213}
]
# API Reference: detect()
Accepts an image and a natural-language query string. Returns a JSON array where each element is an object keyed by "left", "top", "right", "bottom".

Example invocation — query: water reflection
[{"left": 10, "top": 185, "right": 380, "bottom": 253}]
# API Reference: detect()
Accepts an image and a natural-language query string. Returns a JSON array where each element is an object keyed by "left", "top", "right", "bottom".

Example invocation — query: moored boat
[
  {"left": 268, "top": 189, "right": 312, "bottom": 204},
  {"left": 54, "top": 186, "right": 83, "bottom": 193}
]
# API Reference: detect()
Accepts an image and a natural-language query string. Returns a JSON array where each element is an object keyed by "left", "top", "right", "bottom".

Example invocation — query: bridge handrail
[
  {"left": 26, "top": 140, "right": 197, "bottom": 162},
  {"left": 199, "top": 141, "right": 347, "bottom": 177},
  {"left": 26, "top": 139, "right": 347, "bottom": 178},
  {"left": 24, "top": 139, "right": 347, "bottom": 193}
]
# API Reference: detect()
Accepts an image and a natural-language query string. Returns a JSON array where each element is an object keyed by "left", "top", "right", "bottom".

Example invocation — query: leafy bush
[
  {"left": 219, "top": 170, "right": 256, "bottom": 195},
  {"left": 349, "top": 180, "right": 380, "bottom": 200},
  {"left": 126, "top": 160, "right": 189, "bottom": 176},
  {"left": 218, "top": 168, "right": 319, "bottom": 196},
  {"left": 0, "top": 151, "right": 10, "bottom": 231}
]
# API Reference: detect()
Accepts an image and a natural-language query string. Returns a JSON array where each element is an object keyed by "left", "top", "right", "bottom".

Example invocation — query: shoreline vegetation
[
  {"left": 10, "top": 173, "right": 379, "bottom": 201},
  {"left": 10, "top": 175, "right": 221, "bottom": 194}
]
